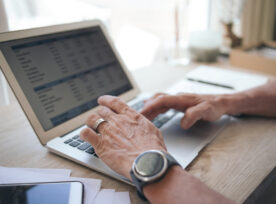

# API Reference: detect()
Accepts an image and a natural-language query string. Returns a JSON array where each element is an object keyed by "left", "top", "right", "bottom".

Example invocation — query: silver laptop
[{"left": 0, "top": 20, "right": 231, "bottom": 185}]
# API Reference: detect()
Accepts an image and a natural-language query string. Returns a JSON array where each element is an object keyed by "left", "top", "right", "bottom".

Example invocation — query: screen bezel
[{"left": 0, "top": 20, "right": 140, "bottom": 145}]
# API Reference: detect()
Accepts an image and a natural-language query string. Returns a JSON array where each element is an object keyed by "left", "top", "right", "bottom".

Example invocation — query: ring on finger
[{"left": 92, "top": 118, "right": 108, "bottom": 133}]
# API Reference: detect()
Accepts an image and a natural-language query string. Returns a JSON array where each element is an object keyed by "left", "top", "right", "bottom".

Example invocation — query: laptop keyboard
[
  {"left": 131, "top": 100, "right": 178, "bottom": 128},
  {"left": 64, "top": 99, "right": 177, "bottom": 155},
  {"left": 64, "top": 135, "right": 98, "bottom": 157}
]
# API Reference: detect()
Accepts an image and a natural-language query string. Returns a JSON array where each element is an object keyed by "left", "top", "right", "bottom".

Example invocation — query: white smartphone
[{"left": 0, "top": 181, "right": 84, "bottom": 204}]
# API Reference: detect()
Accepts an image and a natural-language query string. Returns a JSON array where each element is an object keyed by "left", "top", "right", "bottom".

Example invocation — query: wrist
[
  {"left": 217, "top": 93, "right": 251, "bottom": 116},
  {"left": 143, "top": 165, "right": 184, "bottom": 202}
]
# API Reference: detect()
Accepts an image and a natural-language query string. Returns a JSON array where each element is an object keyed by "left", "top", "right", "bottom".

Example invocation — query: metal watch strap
[{"left": 130, "top": 151, "right": 180, "bottom": 201}]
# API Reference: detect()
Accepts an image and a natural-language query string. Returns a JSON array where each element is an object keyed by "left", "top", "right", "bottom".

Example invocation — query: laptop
[{"left": 0, "top": 20, "right": 263, "bottom": 185}]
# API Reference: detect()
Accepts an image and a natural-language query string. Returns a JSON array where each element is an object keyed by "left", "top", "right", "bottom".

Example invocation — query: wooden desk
[{"left": 0, "top": 62, "right": 276, "bottom": 204}]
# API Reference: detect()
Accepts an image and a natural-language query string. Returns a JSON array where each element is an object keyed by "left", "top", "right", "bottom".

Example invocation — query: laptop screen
[{"left": 0, "top": 26, "right": 133, "bottom": 131}]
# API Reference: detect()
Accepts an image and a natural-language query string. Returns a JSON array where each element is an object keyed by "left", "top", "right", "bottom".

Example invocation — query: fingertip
[
  {"left": 80, "top": 128, "right": 90, "bottom": 139},
  {"left": 80, "top": 128, "right": 99, "bottom": 146},
  {"left": 180, "top": 117, "right": 190, "bottom": 129},
  {"left": 97, "top": 95, "right": 110, "bottom": 104}
]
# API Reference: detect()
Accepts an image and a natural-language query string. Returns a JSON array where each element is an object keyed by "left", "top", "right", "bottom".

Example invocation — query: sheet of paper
[
  {"left": 0, "top": 166, "right": 71, "bottom": 176},
  {"left": 165, "top": 79, "right": 235, "bottom": 95},
  {"left": 113, "top": 192, "right": 131, "bottom": 204},
  {"left": 0, "top": 167, "right": 69, "bottom": 184},
  {"left": 95, "top": 189, "right": 115, "bottom": 204},
  {"left": 185, "top": 65, "right": 267, "bottom": 92},
  {"left": 66, "top": 177, "right": 101, "bottom": 204}
]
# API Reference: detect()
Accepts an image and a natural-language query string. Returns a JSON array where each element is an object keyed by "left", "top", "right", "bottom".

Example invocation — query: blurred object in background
[
  {"left": 209, "top": 0, "right": 276, "bottom": 56},
  {"left": 168, "top": 0, "right": 210, "bottom": 66},
  {"left": 0, "top": 0, "right": 8, "bottom": 32},
  {"left": 1, "top": 0, "right": 211, "bottom": 70},
  {"left": 216, "top": 0, "right": 246, "bottom": 54},
  {"left": 242, "top": 0, "right": 276, "bottom": 47},
  {"left": 230, "top": 42, "right": 276, "bottom": 76},
  {"left": 1, "top": 0, "right": 275, "bottom": 68},
  {"left": 0, "top": 0, "right": 9, "bottom": 106},
  {"left": 188, "top": 31, "right": 222, "bottom": 62},
  {"left": 2, "top": 0, "right": 111, "bottom": 30},
  {"left": 115, "top": 25, "right": 160, "bottom": 70}
]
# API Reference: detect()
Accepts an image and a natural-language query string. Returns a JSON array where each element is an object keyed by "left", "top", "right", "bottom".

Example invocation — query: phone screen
[{"left": 0, "top": 181, "right": 83, "bottom": 204}]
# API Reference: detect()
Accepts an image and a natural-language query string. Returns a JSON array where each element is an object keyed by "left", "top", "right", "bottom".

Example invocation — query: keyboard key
[
  {"left": 77, "top": 142, "right": 91, "bottom": 151},
  {"left": 69, "top": 141, "right": 80, "bottom": 147},
  {"left": 153, "top": 121, "right": 163, "bottom": 128},
  {"left": 131, "top": 101, "right": 144, "bottom": 111},
  {"left": 64, "top": 139, "right": 72, "bottom": 144},
  {"left": 72, "top": 135, "right": 79, "bottom": 139},
  {"left": 77, "top": 139, "right": 84, "bottom": 143},
  {"left": 85, "top": 147, "right": 95, "bottom": 154}
]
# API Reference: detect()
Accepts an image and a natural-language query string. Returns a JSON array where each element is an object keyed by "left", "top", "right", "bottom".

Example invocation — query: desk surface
[{"left": 0, "top": 61, "right": 276, "bottom": 204}]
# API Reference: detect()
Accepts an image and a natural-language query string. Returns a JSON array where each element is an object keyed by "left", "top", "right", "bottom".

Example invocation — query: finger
[
  {"left": 86, "top": 112, "right": 110, "bottom": 134},
  {"left": 141, "top": 95, "right": 185, "bottom": 118},
  {"left": 98, "top": 95, "right": 136, "bottom": 115},
  {"left": 180, "top": 103, "right": 206, "bottom": 129},
  {"left": 143, "top": 93, "right": 166, "bottom": 106},
  {"left": 141, "top": 106, "right": 169, "bottom": 120},
  {"left": 97, "top": 106, "right": 117, "bottom": 120},
  {"left": 80, "top": 128, "right": 99, "bottom": 147}
]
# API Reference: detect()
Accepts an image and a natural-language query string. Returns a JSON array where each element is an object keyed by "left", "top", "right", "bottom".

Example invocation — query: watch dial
[{"left": 136, "top": 152, "right": 164, "bottom": 177}]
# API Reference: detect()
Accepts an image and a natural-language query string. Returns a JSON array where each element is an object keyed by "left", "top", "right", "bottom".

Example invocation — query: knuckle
[
  {"left": 87, "top": 114, "right": 97, "bottom": 124},
  {"left": 156, "top": 95, "right": 167, "bottom": 106},
  {"left": 97, "top": 106, "right": 109, "bottom": 116},
  {"left": 87, "top": 115, "right": 94, "bottom": 123},
  {"left": 121, "top": 106, "right": 129, "bottom": 113},
  {"left": 133, "top": 113, "right": 142, "bottom": 120}
]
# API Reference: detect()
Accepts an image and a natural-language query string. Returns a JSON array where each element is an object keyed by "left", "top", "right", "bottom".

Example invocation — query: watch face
[{"left": 136, "top": 151, "right": 165, "bottom": 177}]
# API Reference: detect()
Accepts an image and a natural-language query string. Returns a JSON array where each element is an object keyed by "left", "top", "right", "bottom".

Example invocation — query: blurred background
[
  {"left": 0, "top": 0, "right": 276, "bottom": 105},
  {"left": 0, "top": 0, "right": 275, "bottom": 69}
]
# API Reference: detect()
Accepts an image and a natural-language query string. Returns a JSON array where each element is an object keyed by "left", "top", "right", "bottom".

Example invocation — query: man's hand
[
  {"left": 80, "top": 95, "right": 167, "bottom": 180},
  {"left": 141, "top": 93, "right": 227, "bottom": 129}
]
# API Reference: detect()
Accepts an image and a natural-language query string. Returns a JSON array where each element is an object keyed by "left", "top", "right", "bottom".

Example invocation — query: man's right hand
[{"left": 140, "top": 93, "right": 228, "bottom": 129}]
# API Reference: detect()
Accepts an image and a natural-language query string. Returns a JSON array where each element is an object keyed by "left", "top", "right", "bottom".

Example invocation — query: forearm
[
  {"left": 143, "top": 166, "right": 234, "bottom": 204},
  {"left": 221, "top": 79, "right": 276, "bottom": 117}
]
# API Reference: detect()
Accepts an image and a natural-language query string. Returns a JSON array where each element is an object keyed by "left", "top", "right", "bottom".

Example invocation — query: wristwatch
[{"left": 130, "top": 150, "right": 180, "bottom": 201}]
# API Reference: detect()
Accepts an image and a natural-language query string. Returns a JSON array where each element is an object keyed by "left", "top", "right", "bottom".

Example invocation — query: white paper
[
  {"left": 113, "top": 192, "right": 131, "bottom": 204},
  {"left": 0, "top": 166, "right": 71, "bottom": 177},
  {"left": 66, "top": 177, "right": 101, "bottom": 204},
  {"left": 166, "top": 79, "right": 235, "bottom": 95},
  {"left": 0, "top": 167, "right": 69, "bottom": 184},
  {"left": 95, "top": 189, "right": 115, "bottom": 204},
  {"left": 186, "top": 65, "right": 267, "bottom": 92}
]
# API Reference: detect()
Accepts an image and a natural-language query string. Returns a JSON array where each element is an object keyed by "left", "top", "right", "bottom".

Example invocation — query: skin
[
  {"left": 80, "top": 79, "right": 276, "bottom": 204},
  {"left": 141, "top": 79, "right": 276, "bottom": 129}
]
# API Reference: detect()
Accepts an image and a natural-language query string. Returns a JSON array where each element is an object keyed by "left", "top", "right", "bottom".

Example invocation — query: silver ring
[{"left": 92, "top": 118, "right": 107, "bottom": 133}]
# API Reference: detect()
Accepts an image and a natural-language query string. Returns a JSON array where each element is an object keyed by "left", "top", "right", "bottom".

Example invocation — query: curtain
[{"left": 242, "top": 0, "right": 276, "bottom": 46}]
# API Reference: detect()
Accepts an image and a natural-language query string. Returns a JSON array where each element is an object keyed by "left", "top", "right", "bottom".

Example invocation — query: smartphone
[{"left": 0, "top": 181, "right": 83, "bottom": 204}]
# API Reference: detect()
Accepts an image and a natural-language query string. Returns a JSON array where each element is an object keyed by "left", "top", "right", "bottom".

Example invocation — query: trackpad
[{"left": 160, "top": 113, "right": 229, "bottom": 167}]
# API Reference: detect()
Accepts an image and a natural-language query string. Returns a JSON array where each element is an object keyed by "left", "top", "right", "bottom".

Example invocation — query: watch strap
[{"left": 130, "top": 151, "right": 180, "bottom": 201}]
